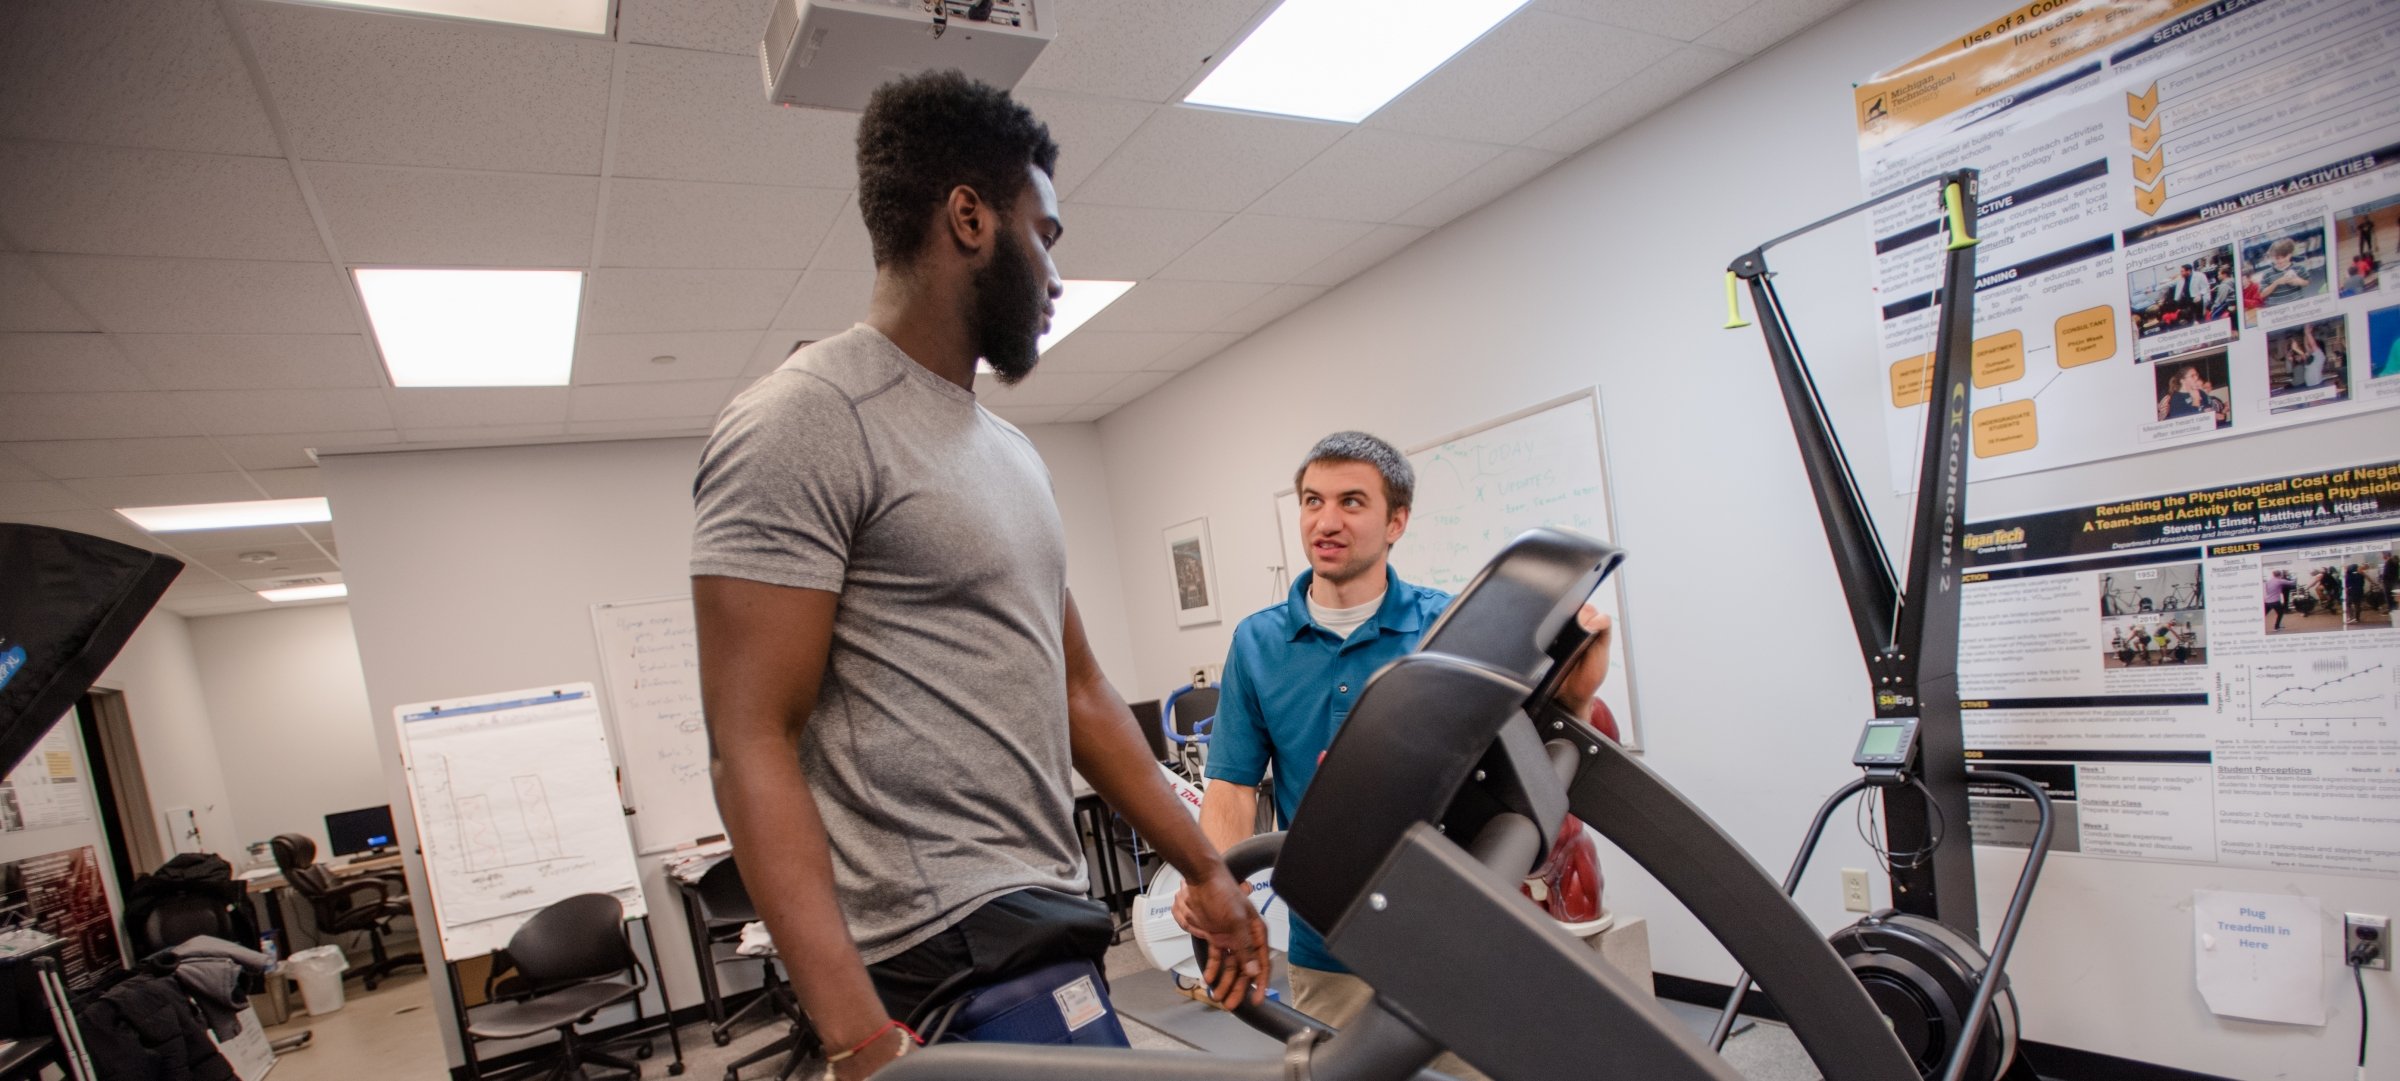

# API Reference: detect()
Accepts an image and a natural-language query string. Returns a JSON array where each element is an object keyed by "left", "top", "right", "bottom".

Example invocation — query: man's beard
[{"left": 972, "top": 228, "right": 1046, "bottom": 386}]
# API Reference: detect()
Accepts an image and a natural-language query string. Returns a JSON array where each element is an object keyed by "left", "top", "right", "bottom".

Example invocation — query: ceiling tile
[
  {"left": 302, "top": 523, "right": 335, "bottom": 544},
  {"left": 0, "top": 450, "right": 38, "bottom": 482},
  {"left": 576, "top": 331, "right": 760, "bottom": 384},
  {"left": 0, "top": 392, "right": 197, "bottom": 440},
  {"left": 1013, "top": 90, "right": 1158, "bottom": 199},
  {"left": 1020, "top": 0, "right": 1269, "bottom": 102},
  {"left": 0, "top": 143, "right": 323, "bottom": 262},
  {"left": 1217, "top": 283, "right": 1326, "bottom": 333},
  {"left": 240, "top": 1, "right": 613, "bottom": 173},
  {"left": 807, "top": 199, "right": 874, "bottom": 272},
  {"left": 1081, "top": 280, "right": 1271, "bottom": 333},
  {"left": 398, "top": 422, "right": 569, "bottom": 444},
  {"left": 1056, "top": 402, "right": 1115, "bottom": 423},
  {"left": 588, "top": 268, "right": 800, "bottom": 334},
  {"left": 248, "top": 467, "right": 325, "bottom": 498},
  {"left": 5, "top": 436, "right": 235, "bottom": 479},
  {"left": 185, "top": 544, "right": 329, "bottom": 574},
  {"left": 747, "top": 334, "right": 833, "bottom": 375},
  {"left": 1368, "top": 12, "right": 1679, "bottom": 145},
  {"left": 1697, "top": 0, "right": 1859, "bottom": 55},
  {"left": 146, "top": 523, "right": 315, "bottom": 552},
  {"left": 566, "top": 417, "right": 718, "bottom": 436},
  {"left": 224, "top": 555, "right": 338, "bottom": 579},
  {"left": 39, "top": 255, "right": 355, "bottom": 334},
  {"left": 770, "top": 269, "right": 875, "bottom": 330},
  {"left": 114, "top": 334, "right": 382, "bottom": 390},
  {"left": 1536, "top": 0, "right": 1758, "bottom": 42},
  {"left": 1525, "top": 46, "right": 1744, "bottom": 153},
  {"left": 618, "top": 0, "right": 763, "bottom": 54},
  {"left": 602, "top": 180, "right": 847, "bottom": 269},
  {"left": 173, "top": 388, "right": 394, "bottom": 435},
  {"left": 1052, "top": 205, "right": 1229, "bottom": 280},
  {"left": 1293, "top": 224, "right": 1432, "bottom": 287},
  {"left": 1148, "top": 331, "right": 1241, "bottom": 372},
  {"left": 0, "top": 0, "right": 279, "bottom": 156},
  {"left": 0, "top": 254, "right": 96, "bottom": 332},
  {"left": 0, "top": 482, "right": 91, "bottom": 515},
  {"left": 388, "top": 387, "right": 571, "bottom": 430},
  {"left": 161, "top": 577, "right": 252, "bottom": 600},
  {"left": 570, "top": 379, "right": 739, "bottom": 422},
  {"left": 987, "top": 404, "right": 1073, "bottom": 426},
  {"left": 64, "top": 472, "right": 263, "bottom": 509},
  {"left": 0, "top": 509, "right": 168, "bottom": 551},
  {"left": 0, "top": 334, "right": 150, "bottom": 391},
  {"left": 1158, "top": 216, "right": 1373, "bottom": 283},
  {"left": 1090, "top": 370, "right": 1172, "bottom": 404},
  {"left": 1036, "top": 332, "right": 1194, "bottom": 374},
  {"left": 1072, "top": 107, "right": 1345, "bottom": 213},
  {"left": 613, "top": 46, "right": 861, "bottom": 188},
  {"left": 1248, "top": 131, "right": 1501, "bottom": 223},
  {"left": 974, "top": 370, "right": 1128, "bottom": 408},
  {"left": 1393, "top": 147, "right": 1567, "bottom": 228},
  {"left": 212, "top": 430, "right": 400, "bottom": 471},
  {"left": 310, "top": 163, "right": 599, "bottom": 267}
]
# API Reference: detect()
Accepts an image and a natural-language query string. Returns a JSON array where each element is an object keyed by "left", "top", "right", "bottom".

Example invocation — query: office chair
[
  {"left": 270, "top": 833, "right": 421, "bottom": 990},
  {"left": 689, "top": 857, "right": 789, "bottom": 1048},
  {"left": 465, "top": 893, "right": 652, "bottom": 1081}
]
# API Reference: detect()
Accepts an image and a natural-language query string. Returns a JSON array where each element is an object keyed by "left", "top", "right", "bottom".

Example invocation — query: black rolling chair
[
  {"left": 270, "top": 833, "right": 421, "bottom": 990},
  {"left": 690, "top": 859, "right": 786, "bottom": 1048},
  {"left": 466, "top": 893, "right": 653, "bottom": 1081}
]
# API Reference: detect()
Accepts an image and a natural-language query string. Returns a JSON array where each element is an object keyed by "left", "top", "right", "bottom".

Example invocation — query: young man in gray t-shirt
[{"left": 690, "top": 73, "right": 1266, "bottom": 1079}]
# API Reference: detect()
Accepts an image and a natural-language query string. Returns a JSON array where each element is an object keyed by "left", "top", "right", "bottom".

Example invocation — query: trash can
[{"left": 287, "top": 944, "right": 348, "bottom": 1016}]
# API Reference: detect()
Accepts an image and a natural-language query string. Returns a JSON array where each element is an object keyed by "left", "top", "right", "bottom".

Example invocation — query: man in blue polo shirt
[{"left": 1190, "top": 432, "right": 1607, "bottom": 1079}]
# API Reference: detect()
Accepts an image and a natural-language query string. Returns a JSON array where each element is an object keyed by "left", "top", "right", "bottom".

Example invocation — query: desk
[{"left": 240, "top": 853, "right": 409, "bottom": 953}]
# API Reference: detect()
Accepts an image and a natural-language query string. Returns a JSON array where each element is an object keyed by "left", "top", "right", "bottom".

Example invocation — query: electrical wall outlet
[
  {"left": 1188, "top": 664, "right": 1219, "bottom": 687},
  {"left": 1841, "top": 867, "right": 1871, "bottom": 912},
  {"left": 2347, "top": 912, "right": 2389, "bottom": 970}
]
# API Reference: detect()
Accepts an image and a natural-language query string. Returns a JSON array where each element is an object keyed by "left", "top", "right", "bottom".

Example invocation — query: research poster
[
  {"left": 1954, "top": 459, "right": 2400, "bottom": 878},
  {"left": 1856, "top": 0, "right": 2400, "bottom": 491}
]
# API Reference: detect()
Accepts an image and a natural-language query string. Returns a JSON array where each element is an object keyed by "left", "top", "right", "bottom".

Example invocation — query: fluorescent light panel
[
  {"left": 1040, "top": 281, "right": 1137, "bottom": 353},
  {"left": 118, "top": 498, "right": 332, "bottom": 533},
  {"left": 1185, "top": 0, "right": 1532, "bottom": 123},
  {"left": 260, "top": 583, "right": 350, "bottom": 603},
  {"left": 355, "top": 268, "right": 583, "bottom": 387},
  {"left": 285, "top": 0, "right": 609, "bottom": 34}
]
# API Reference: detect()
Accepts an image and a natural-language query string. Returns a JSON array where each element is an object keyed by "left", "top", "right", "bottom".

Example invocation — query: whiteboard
[
  {"left": 590, "top": 596, "right": 723, "bottom": 854},
  {"left": 392, "top": 684, "right": 646, "bottom": 958},
  {"left": 1275, "top": 391, "right": 1642, "bottom": 746}
]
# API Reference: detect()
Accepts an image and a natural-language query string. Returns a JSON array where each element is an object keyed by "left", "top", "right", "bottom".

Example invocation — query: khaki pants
[{"left": 1289, "top": 966, "right": 1489, "bottom": 1081}]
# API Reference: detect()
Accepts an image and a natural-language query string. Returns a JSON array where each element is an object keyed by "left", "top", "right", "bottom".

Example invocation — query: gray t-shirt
[{"left": 690, "top": 325, "right": 1086, "bottom": 963}]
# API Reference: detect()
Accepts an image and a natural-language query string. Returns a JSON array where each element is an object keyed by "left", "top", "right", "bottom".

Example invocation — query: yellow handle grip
[
  {"left": 1944, "top": 182, "right": 1978, "bottom": 250},
  {"left": 1722, "top": 271, "right": 1751, "bottom": 329}
]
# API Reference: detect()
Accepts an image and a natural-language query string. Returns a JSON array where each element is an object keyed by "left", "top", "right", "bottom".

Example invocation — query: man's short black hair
[
  {"left": 1295, "top": 431, "right": 1414, "bottom": 513},
  {"left": 855, "top": 70, "right": 1060, "bottom": 268}
]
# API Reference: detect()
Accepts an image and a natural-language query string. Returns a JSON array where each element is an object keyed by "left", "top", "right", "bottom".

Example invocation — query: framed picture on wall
[{"left": 1163, "top": 518, "right": 1220, "bottom": 627}]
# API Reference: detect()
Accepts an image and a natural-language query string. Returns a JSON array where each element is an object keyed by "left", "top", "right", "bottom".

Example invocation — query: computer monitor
[
  {"left": 325, "top": 805, "right": 397, "bottom": 857},
  {"left": 1128, "top": 699, "right": 1166, "bottom": 762}
]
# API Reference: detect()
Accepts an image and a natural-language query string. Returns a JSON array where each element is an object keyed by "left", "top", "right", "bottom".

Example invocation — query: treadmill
[{"left": 883, "top": 526, "right": 1923, "bottom": 1081}]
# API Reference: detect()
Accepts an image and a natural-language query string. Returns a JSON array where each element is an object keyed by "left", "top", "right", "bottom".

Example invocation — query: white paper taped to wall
[{"left": 2192, "top": 889, "right": 2323, "bottom": 1026}]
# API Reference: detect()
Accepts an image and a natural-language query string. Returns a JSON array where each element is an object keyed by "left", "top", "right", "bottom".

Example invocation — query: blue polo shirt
[{"left": 1205, "top": 565, "right": 1450, "bottom": 973}]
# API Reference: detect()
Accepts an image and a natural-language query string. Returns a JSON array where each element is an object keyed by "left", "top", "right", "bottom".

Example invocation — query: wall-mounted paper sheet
[{"left": 2193, "top": 890, "right": 2322, "bottom": 1026}]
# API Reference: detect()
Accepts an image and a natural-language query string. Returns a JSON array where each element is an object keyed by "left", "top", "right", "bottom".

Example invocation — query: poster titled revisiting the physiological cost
[
  {"left": 1855, "top": 0, "right": 2400, "bottom": 491},
  {"left": 1953, "top": 459, "right": 2399, "bottom": 878}
]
